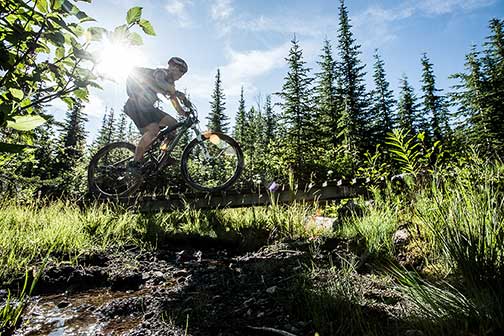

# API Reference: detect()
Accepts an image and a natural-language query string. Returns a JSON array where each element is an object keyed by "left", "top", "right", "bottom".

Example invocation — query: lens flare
[{"left": 95, "top": 40, "right": 145, "bottom": 81}]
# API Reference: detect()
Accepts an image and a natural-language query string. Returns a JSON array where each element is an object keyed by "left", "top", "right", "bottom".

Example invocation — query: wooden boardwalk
[{"left": 117, "top": 183, "right": 365, "bottom": 212}]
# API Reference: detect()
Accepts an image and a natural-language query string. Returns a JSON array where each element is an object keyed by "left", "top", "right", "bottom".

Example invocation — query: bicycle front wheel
[
  {"left": 181, "top": 132, "right": 244, "bottom": 192},
  {"left": 87, "top": 142, "right": 142, "bottom": 197}
]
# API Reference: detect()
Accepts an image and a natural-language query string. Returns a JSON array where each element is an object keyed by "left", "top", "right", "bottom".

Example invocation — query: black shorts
[{"left": 124, "top": 97, "right": 168, "bottom": 130}]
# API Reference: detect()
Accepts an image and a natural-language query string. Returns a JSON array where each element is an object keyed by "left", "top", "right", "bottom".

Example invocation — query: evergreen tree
[
  {"left": 369, "top": 51, "right": 396, "bottom": 145},
  {"left": 57, "top": 99, "right": 88, "bottom": 172},
  {"left": 397, "top": 75, "right": 420, "bottom": 134},
  {"left": 482, "top": 18, "right": 504, "bottom": 151},
  {"left": 20, "top": 114, "right": 59, "bottom": 180},
  {"left": 450, "top": 46, "right": 492, "bottom": 148},
  {"left": 91, "top": 107, "right": 115, "bottom": 152},
  {"left": 127, "top": 121, "right": 140, "bottom": 143},
  {"left": 314, "top": 38, "right": 340, "bottom": 148},
  {"left": 104, "top": 107, "right": 116, "bottom": 144},
  {"left": 233, "top": 86, "right": 247, "bottom": 144},
  {"left": 115, "top": 111, "right": 128, "bottom": 142},
  {"left": 276, "top": 36, "right": 315, "bottom": 178},
  {"left": 264, "top": 95, "right": 276, "bottom": 141},
  {"left": 420, "top": 53, "right": 449, "bottom": 142},
  {"left": 207, "top": 69, "right": 229, "bottom": 133},
  {"left": 336, "top": 0, "right": 370, "bottom": 153}
]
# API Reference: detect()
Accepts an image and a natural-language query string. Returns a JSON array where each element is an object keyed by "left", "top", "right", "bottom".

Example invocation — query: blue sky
[{"left": 49, "top": 0, "right": 504, "bottom": 142}]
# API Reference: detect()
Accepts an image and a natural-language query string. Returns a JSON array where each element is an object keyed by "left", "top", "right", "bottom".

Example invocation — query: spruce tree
[
  {"left": 91, "top": 107, "right": 115, "bottom": 152},
  {"left": 57, "top": 99, "right": 88, "bottom": 173},
  {"left": 482, "top": 18, "right": 504, "bottom": 151},
  {"left": 397, "top": 75, "right": 420, "bottom": 134},
  {"left": 370, "top": 51, "right": 396, "bottom": 145},
  {"left": 420, "top": 53, "right": 449, "bottom": 142},
  {"left": 115, "top": 111, "right": 128, "bottom": 142},
  {"left": 450, "top": 46, "right": 492, "bottom": 148},
  {"left": 276, "top": 36, "right": 315, "bottom": 178},
  {"left": 314, "top": 38, "right": 340, "bottom": 148},
  {"left": 104, "top": 107, "right": 116, "bottom": 144},
  {"left": 336, "top": 0, "right": 370, "bottom": 153},
  {"left": 264, "top": 95, "right": 276, "bottom": 141},
  {"left": 127, "top": 121, "right": 140, "bottom": 143},
  {"left": 233, "top": 86, "right": 247, "bottom": 144},
  {"left": 207, "top": 69, "right": 229, "bottom": 133}
]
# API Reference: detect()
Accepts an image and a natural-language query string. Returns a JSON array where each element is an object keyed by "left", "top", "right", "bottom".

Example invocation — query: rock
[
  {"left": 57, "top": 300, "right": 70, "bottom": 309},
  {"left": 110, "top": 271, "right": 143, "bottom": 291},
  {"left": 266, "top": 286, "right": 277, "bottom": 294},
  {"left": 393, "top": 228, "right": 411, "bottom": 247}
]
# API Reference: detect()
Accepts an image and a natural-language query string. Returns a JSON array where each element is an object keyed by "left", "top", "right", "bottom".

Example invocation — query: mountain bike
[{"left": 87, "top": 97, "right": 244, "bottom": 197}]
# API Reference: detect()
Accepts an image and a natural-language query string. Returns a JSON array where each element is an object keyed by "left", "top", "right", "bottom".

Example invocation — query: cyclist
[{"left": 123, "top": 57, "right": 190, "bottom": 171}]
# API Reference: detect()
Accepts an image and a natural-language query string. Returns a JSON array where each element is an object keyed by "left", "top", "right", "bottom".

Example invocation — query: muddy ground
[{"left": 5, "top": 237, "right": 411, "bottom": 336}]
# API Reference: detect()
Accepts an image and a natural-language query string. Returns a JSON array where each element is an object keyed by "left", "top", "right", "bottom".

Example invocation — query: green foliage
[
  {"left": 369, "top": 51, "right": 396, "bottom": 146},
  {"left": 314, "top": 39, "right": 341, "bottom": 148},
  {"left": 397, "top": 75, "right": 420, "bottom": 134},
  {"left": 420, "top": 53, "right": 450, "bottom": 143},
  {"left": 335, "top": 0, "right": 370, "bottom": 153},
  {"left": 450, "top": 19, "right": 504, "bottom": 155},
  {"left": 207, "top": 69, "right": 229, "bottom": 133},
  {"left": 233, "top": 87, "right": 247, "bottom": 144},
  {"left": 0, "top": 0, "right": 155, "bottom": 151},
  {"left": 356, "top": 145, "right": 390, "bottom": 185},
  {"left": 276, "top": 36, "right": 315, "bottom": 181}
]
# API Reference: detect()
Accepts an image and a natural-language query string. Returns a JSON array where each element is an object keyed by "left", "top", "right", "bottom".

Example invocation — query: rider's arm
[
  {"left": 153, "top": 69, "right": 188, "bottom": 117},
  {"left": 169, "top": 96, "right": 188, "bottom": 117}
]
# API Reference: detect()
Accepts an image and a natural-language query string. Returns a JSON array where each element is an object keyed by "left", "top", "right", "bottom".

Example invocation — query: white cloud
[
  {"left": 418, "top": 0, "right": 495, "bottom": 15},
  {"left": 165, "top": 0, "right": 193, "bottom": 27},
  {"left": 352, "top": 5, "right": 415, "bottom": 47},
  {"left": 181, "top": 42, "right": 290, "bottom": 100},
  {"left": 82, "top": 94, "right": 107, "bottom": 118},
  {"left": 211, "top": 0, "right": 233, "bottom": 21}
]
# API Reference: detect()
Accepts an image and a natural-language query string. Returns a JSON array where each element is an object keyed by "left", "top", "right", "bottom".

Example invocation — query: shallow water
[{"left": 14, "top": 289, "right": 143, "bottom": 336}]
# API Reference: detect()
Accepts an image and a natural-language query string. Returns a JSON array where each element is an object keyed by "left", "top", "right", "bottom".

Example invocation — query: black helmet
[{"left": 168, "top": 57, "right": 188, "bottom": 73}]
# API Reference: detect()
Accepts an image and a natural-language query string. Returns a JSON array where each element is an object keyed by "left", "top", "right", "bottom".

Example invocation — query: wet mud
[{"left": 6, "top": 239, "right": 406, "bottom": 336}]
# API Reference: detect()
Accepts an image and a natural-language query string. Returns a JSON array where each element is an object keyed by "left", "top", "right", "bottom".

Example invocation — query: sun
[{"left": 95, "top": 40, "right": 145, "bottom": 81}]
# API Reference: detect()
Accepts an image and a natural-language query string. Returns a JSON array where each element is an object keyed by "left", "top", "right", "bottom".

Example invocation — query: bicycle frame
[{"left": 143, "top": 105, "right": 205, "bottom": 172}]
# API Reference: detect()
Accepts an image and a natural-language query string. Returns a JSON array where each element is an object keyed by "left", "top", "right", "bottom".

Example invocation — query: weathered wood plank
[{"left": 118, "top": 184, "right": 365, "bottom": 212}]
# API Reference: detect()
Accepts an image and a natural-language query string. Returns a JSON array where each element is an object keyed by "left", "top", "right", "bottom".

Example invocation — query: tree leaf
[
  {"left": 128, "top": 32, "right": 143, "bottom": 46},
  {"left": 126, "top": 7, "right": 142, "bottom": 24},
  {"left": 0, "top": 142, "right": 30, "bottom": 153},
  {"left": 7, "top": 115, "right": 47, "bottom": 131},
  {"left": 9, "top": 88, "right": 24, "bottom": 100},
  {"left": 56, "top": 46, "right": 65, "bottom": 59},
  {"left": 36, "top": 0, "right": 49, "bottom": 13},
  {"left": 139, "top": 19, "right": 156, "bottom": 36},
  {"left": 87, "top": 27, "right": 107, "bottom": 41},
  {"left": 51, "top": 0, "right": 66, "bottom": 10},
  {"left": 74, "top": 88, "right": 89, "bottom": 101},
  {"left": 76, "top": 11, "right": 96, "bottom": 23}
]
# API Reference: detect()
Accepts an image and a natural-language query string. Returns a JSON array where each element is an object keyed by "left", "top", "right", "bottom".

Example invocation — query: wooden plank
[{"left": 119, "top": 184, "right": 365, "bottom": 212}]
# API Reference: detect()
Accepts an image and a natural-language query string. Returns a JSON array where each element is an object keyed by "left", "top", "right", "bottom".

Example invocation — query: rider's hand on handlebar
[{"left": 175, "top": 91, "right": 191, "bottom": 108}]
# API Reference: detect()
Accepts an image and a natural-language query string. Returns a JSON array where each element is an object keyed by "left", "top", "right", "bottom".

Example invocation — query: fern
[{"left": 386, "top": 129, "right": 422, "bottom": 178}]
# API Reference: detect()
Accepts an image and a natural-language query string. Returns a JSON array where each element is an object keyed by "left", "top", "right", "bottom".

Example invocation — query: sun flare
[{"left": 95, "top": 41, "right": 145, "bottom": 81}]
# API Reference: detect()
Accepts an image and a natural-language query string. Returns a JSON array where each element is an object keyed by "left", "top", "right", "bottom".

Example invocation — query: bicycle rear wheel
[
  {"left": 181, "top": 132, "right": 243, "bottom": 192},
  {"left": 87, "top": 142, "right": 142, "bottom": 197}
]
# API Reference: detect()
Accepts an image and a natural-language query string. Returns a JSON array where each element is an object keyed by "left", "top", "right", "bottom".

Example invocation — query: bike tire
[
  {"left": 181, "top": 132, "right": 244, "bottom": 192},
  {"left": 87, "top": 142, "right": 142, "bottom": 198}
]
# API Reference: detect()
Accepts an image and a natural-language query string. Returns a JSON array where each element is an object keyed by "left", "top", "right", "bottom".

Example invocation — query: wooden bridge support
[{"left": 119, "top": 184, "right": 365, "bottom": 212}]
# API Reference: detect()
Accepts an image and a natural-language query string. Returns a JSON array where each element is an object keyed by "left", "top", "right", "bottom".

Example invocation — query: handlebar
[{"left": 166, "top": 94, "right": 198, "bottom": 121}]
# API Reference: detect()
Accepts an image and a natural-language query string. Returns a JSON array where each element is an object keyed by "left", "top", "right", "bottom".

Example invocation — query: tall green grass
[
  {"left": 393, "top": 160, "right": 504, "bottom": 334},
  {"left": 0, "top": 198, "right": 316, "bottom": 283},
  {"left": 337, "top": 188, "right": 399, "bottom": 259}
]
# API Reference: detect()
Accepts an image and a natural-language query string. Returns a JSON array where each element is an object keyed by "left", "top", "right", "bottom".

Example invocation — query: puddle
[{"left": 14, "top": 289, "right": 143, "bottom": 336}]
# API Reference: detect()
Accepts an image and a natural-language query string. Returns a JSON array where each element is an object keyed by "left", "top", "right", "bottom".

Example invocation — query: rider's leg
[
  {"left": 134, "top": 122, "right": 160, "bottom": 162},
  {"left": 159, "top": 114, "right": 177, "bottom": 144}
]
